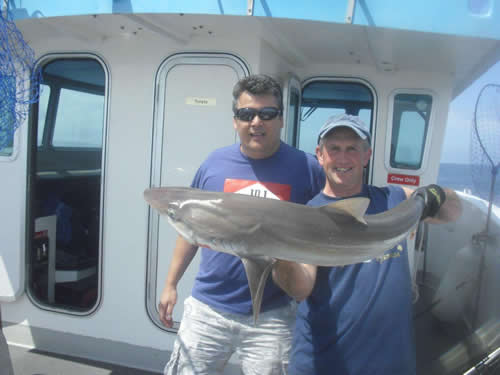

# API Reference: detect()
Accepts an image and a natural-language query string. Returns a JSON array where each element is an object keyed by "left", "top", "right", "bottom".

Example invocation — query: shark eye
[{"left": 167, "top": 208, "right": 176, "bottom": 219}]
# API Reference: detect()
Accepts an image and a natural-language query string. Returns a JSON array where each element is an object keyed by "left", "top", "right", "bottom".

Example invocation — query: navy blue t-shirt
[
  {"left": 190, "top": 142, "right": 324, "bottom": 315},
  {"left": 289, "top": 184, "right": 416, "bottom": 375}
]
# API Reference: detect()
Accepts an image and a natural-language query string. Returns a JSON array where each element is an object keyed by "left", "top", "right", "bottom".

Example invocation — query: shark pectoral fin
[
  {"left": 321, "top": 197, "right": 370, "bottom": 225},
  {"left": 241, "top": 257, "right": 276, "bottom": 325}
]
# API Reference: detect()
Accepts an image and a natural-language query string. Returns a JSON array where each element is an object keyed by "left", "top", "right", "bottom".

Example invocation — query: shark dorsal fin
[{"left": 320, "top": 197, "right": 369, "bottom": 225}]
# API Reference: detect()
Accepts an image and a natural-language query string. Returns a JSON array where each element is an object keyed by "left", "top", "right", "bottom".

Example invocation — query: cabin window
[
  {"left": 52, "top": 88, "right": 104, "bottom": 148},
  {"left": 390, "top": 93, "right": 433, "bottom": 170},
  {"left": 27, "top": 57, "right": 107, "bottom": 314},
  {"left": 297, "top": 80, "right": 374, "bottom": 154}
]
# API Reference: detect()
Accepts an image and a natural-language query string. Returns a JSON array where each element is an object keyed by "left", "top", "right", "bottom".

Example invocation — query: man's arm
[
  {"left": 272, "top": 260, "right": 317, "bottom": 301},
  {"left": 402, "top": 185, "right": 462, "bottom": 224},
  {"left": 158, "top": 235, "right": 198, "bottom": 328}
]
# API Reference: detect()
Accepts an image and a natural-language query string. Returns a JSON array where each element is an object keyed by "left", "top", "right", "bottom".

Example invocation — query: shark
[{"left": 144, "top": 186, "right": 426, "bottom": 322}]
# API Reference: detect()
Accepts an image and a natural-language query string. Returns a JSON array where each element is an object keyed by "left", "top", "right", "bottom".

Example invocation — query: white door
[{"left": 146, "top": 53, "right": 249, "bottom": 329}]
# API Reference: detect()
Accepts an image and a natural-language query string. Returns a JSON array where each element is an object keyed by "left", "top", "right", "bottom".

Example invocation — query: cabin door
[{"left": 147, "top": 53, "right": 249, "bottom": 329}]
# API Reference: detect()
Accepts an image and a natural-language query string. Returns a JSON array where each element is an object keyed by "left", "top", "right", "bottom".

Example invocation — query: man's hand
[
  {"left": 272, "top": 260, "right": 317, "bottom": 302},
  {"left": 412, "top": 184, "right": 446, "bottom": 220},
  {"left": 158, "top": 285, "right": 177, "bottom": 328},
  {"left": 158, "top": 235, "right": 199, "bottom": 328}
]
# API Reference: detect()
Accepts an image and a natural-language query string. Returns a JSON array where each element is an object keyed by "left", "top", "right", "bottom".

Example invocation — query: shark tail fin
[
  {"left": 241, "top": 257, "right": 277, "bottom": 325},
  {"left": 320, "top": 197, "right": 370, "bottom": 225}
]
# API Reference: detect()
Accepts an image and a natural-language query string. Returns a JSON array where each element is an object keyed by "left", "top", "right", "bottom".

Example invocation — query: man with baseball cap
[{"left": 272, "top": 113, "right": 462, "bottom": 374}]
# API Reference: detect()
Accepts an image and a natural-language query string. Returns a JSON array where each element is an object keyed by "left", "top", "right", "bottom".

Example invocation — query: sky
[{"left": 441, "top": 60, "right": 500, "bottom": 164}]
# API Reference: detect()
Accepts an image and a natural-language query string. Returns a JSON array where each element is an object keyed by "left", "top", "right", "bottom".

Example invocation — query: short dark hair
[{"left": 232, "top": 74, "right": 283, "bottom": 114}]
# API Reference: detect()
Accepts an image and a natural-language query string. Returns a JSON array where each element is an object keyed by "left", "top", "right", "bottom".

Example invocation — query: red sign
[
  {"left": 387, "top": 173, "right": 420, "bottom": 186},
  {"left": 34, "top": 230, "right": 48, "bottom": 239},
  {"left": 224, "top": 179, "right": 291, "bottom": 201}
]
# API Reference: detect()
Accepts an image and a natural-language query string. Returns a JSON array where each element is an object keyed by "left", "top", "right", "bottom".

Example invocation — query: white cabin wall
[
  {"left": 0, "top": 119, "right": 28, "bottom": 301},
  {"left": 3, "top": 32, "right": 179, "bottom": 353},
  {"left": 4, "top": 17, "right": 297, "bottom": 359},
  {"left": 295, "top": 62, "right": 454, "bottom": 187},
  {"left": 258, "top": 39, "right": 296, "bottom": 80},
  {"left": 98, "top": 33, "right": 168, "bottom": 346},
  {"left": 369, "top": 69, "right": 453, "bottom": 188},
  {"left": 180, "top": 34, "right": 294, "bottom": 81}
]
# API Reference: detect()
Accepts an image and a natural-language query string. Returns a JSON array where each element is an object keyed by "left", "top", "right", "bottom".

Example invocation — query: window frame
[
  {"left": 298, "top": 76, "right": 378, "bottom": 183},
  {"left": 282, "top": 73, "right": 302, "bottom": 146},
  {"left": 385, "top": 89, "right": 437, "bottom": 174},
  {"left": 25, "top": 53, "right": 110, "bottom": 316}
]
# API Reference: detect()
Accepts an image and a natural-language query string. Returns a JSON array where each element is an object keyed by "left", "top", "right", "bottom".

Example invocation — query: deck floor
[{"left": 7, "top": 344, "right": 161, "bottom": 375}]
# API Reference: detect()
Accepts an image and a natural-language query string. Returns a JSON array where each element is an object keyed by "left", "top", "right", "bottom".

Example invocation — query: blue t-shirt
[
  {"left": 191, "top": 142, "right": 324, "bottom": 315},
  {"left": 289, "top": 185, "right": 416, "bottom": 375}
]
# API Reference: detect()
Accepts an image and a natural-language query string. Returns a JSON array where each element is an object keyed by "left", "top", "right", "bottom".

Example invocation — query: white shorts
[{"left": 164, "top": 296, "right": 296, "bottom": 375}]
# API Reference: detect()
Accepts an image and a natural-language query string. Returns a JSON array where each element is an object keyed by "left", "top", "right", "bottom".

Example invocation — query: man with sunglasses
[{"left": 160, "top": 74, "right": 324, "bottom": 374}]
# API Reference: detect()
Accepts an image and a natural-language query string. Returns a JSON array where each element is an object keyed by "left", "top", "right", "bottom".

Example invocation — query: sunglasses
[{"left": 234, "top": 107, "right": 282, "bottom": 122}]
